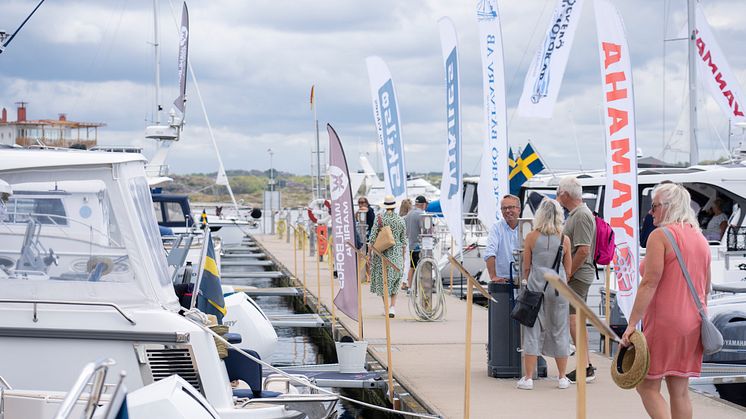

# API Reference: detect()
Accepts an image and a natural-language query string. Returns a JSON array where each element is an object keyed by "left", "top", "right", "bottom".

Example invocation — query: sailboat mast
[
  {"left": 153, "top": 0, "right": 162, "bottom": 124},
  {"left": 687, "top": 0, "right": 698, "bottom": 165},
  {"left": 314, "top": 100, "right": 321, "bottom": 200}
]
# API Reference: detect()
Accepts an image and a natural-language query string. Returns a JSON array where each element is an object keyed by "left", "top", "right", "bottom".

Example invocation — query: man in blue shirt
[{"left": 484, "top": 195, "right": 521, "bottom": 283}]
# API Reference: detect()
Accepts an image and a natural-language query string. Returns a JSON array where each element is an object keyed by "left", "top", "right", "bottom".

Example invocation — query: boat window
[
  {"left": 129, "top": 176, "right": 171, "bottom": 286},
  {"left": 166, "top": 202, "right": 186, "bottom": 224},
  {"left": 5, "top": 197, "right": 67, "bottom": 225},
  {"left": 0, "top": 181, "right": 133, "bottom": 284},
  {"left": 152, "top": 201, "right": 164, "bottom": 222}
]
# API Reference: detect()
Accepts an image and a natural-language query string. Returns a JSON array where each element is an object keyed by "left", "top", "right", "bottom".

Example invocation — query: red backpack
[{"left": 594, "top": 213, "right": 616, "bottom": 268}]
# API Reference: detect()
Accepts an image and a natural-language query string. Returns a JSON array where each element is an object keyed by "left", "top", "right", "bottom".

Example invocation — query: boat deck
[{"left": 252, "top": 233, "right": 746, "bottom": 418}]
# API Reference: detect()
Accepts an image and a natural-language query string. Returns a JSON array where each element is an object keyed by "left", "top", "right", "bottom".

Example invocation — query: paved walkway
[{"left": 254, "top": 233, "right": 745, "bottom": 419}]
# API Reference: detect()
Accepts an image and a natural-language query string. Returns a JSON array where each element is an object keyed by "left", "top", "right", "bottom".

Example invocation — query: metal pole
[
  {"left": 687, "top": 0, "right": 699, "bottom": 166},
  {"left": 604, "top": 266, "right": 612, "bottom": 357},
  {"left": 152, "top": 0, "right": 161, "bottom": 124},
  {"left": 464, "top": 268, "right": 473, "bottom": 419}
]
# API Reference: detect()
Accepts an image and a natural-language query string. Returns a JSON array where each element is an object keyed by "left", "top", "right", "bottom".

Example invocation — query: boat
[{"left": 0, "top": 148, "right": 338, "bottom": 418}]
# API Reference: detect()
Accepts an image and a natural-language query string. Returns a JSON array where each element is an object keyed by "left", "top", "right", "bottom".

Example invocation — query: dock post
[
  {"left": 316, "top": 245, "right": 321, "bottom": 313},
  {"left": 449, "top": 237, "right": 454, "bottom": 294},
  {"left": 302, "top": 231, "right": 307, "bottom": 306},
  {"left": 381, "top": 259, "right": 395, "bottom": 405},
  {"left": 576, "top": 311, "right": 588, "bottom": 419},
  {"left": 328, "top": 239, "right": 336, "bottom": 328},
  {"left": 293, "top": 226, "right": 298, "bottom": 279},
  {"left": 464, "top": 266, "right": 473, "bottom": 419},
  {"left": 604, "top": 266, "right": 612, "bottom": 357}
]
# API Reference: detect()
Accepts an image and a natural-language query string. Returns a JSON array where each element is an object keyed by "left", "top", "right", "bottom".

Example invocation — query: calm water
[{"left": 223, "top": 259, "right": 402, "bottom": 418}]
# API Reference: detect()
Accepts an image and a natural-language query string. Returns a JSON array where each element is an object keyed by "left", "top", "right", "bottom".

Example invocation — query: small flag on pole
[
  {"left": 509, "top": 143, "right": 545, "bottom": 195},
  {"left": 310, "top": 85, "right": 315, "bottom": 110},
  {"left": 197, "top": 231, "right": 226, "bottom": 324}
]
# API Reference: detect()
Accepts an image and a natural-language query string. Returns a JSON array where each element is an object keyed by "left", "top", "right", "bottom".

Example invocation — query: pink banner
[{"left": 327, "top": 124, "right": 359, "bottom": 320}]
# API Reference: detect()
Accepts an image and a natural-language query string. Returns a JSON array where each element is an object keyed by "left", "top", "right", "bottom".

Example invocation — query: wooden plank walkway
[{"left": 253, "top": 233, "right": 745, "bottom": 419}]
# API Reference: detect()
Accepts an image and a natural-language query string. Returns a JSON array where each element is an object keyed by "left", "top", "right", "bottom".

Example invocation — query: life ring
[{"left": 307, "top": 199, "right": 331, "bottom": 225}]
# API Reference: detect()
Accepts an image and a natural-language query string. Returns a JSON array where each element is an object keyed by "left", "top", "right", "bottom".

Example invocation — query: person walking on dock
[
  {"left": 403, "top": 195, "right": 428, "bottom": 291},
  {"left": 368, "top": 195, "right": 406, "bottom": 318},
  {"left": 556, "top": 176, "right": 597, "bottom": 383},
  {"left": 484, "top": 194, "right": 521, "bottom": 283},
  {"left": 621, "top": 183, "right": 712, "bottom": 419},
  {"left": 516, "top": 199, "right": 573, "bottom": 390}
]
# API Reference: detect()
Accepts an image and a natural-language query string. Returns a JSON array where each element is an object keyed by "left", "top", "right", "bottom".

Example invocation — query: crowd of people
[{"left": 354, "top": 177, "right": 713, "bottom": 418}]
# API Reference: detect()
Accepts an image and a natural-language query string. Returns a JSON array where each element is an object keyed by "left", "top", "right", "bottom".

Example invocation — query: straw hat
[
  {"left": 611, "top": 330, "right": 650, "bottom": 389},
  {"left": 382, "top": 195, "right": 397, "bottom": 209}
]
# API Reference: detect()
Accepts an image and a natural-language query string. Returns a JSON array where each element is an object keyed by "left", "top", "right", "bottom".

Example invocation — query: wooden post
[
  {"left": 302, "top": 232, "right": 307, "bottom": 306},
  {"left": 464, "top": 265, "right": 473, "bottom": 419},
  {"left": 316, "top": 246, "right": 321, "bottom": 313},
  {"left": 604, "top": 265, "right": 612, "bottom": 357},
  {"left": 328, "top": 239, "right": 336, "bottom": 329},
  {"left": 449, "top": 237, "right": 455, "bottom": 294},
  {"left": 576, "top": 311, "right": 588, "bottom": 419},
  {"left": 293, "top": 226, "right": 298, "bottom": 278},
  {"left": 381, "top": 256, "right": 395, "bottom": 404}
]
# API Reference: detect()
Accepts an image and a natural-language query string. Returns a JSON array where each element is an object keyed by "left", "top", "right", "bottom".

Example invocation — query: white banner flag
[
  {"left": 695, "top": 4, "right": 746, "bottom": 123},
  {"left": 366, "top": 56, "right": 408, "bottom": 204},
  {"left": 594, "top": 0, "right": 639, "bottom": 321},
  {"left": 476, "top": 0, "right": 509, "bottom": 230},
  {"left": 517, "top": 0, "right": 585, "bottom": 118},
  {"left": 438, "top": 17, "right": 463, "bottom": 252}
]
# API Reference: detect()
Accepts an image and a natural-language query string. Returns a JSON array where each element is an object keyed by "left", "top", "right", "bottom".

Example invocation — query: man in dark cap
[{"left": 403, "top": 195, "right": 428, "bottom": 290}]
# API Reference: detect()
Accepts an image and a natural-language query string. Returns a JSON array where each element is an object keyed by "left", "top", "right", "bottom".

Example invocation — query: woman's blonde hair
[
  {"left": 533, "top": 198, "right": 564, "bottom": 236},
  {"left": 399, "top": 198, "right": 412, "bottom": 216},
  {"left": 652, "top": 183, "right": 699, "bottom": 227}
]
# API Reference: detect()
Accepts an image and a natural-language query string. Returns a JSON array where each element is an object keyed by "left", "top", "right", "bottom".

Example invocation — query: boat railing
[
  {"left": 0, "top": 375, "right": 9, "bottom": 419},
  {"left": 53, "top": 358, "right": 125, "bottom": 419},
  {"left": 0, "top": 299, "right": 136, "bottom": 325}
]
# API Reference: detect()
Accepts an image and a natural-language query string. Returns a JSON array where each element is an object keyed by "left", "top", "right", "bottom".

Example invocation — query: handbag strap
[
  {"left": 661, "top": 227, "right": 706, "bottom": 320},
  {"left": 536, "top": 239, "right": 563, "bottom": 293}
]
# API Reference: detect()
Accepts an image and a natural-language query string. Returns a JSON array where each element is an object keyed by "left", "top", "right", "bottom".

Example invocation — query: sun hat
[
  {"left": 382, "top": 194, "right": 397, "bottom": 209},
  {"left": 611, "top": 329, "right": 650, "bottom": 389}
]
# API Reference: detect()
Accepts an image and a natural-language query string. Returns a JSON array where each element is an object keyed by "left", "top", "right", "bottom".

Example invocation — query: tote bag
[{"left": 372, "top": 214, "right": 395, "bottom": 253}]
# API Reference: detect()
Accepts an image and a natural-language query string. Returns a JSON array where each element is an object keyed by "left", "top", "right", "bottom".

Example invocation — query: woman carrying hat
[
  {"left": 368, "top": 194, "right": 407, "bottom": 318},
  {"left": 621, "top": 183, "right": 711, "bottom": 419}
]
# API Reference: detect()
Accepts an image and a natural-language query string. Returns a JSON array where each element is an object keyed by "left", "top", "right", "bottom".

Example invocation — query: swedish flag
[
  {"left": 197, "top": 231, "right": 226, "bottom": 324},
  {"left": 509, "top": 143, "right": 544, "bottom": 195}
]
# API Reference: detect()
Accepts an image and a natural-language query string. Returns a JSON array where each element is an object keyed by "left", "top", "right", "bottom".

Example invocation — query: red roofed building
[{"left": 0, "top": 102, "right": 105, "bottom": 149}]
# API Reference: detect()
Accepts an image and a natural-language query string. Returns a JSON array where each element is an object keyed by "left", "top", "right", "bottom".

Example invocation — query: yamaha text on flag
[{"left": 438, "top": 17, "right": 464, "bottom": 252}]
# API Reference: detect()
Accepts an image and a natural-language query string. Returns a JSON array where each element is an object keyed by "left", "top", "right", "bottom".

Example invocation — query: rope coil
[{"left": 408, "top": 256, "right": 447, "bottom": 322}]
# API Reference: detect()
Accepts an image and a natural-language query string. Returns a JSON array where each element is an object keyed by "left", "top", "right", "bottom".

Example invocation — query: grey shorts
[{"left": 568, "top": 279, "right": 591, "bottom": 315}]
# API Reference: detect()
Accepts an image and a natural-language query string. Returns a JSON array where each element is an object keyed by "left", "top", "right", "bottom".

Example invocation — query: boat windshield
[{"left": 0, "top": 179, "right": 133, "bottom": 284}]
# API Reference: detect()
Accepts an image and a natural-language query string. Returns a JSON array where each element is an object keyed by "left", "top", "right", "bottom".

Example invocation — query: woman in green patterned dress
[{"left": 369, "top": 195, "right": 407, "bottom": 318}]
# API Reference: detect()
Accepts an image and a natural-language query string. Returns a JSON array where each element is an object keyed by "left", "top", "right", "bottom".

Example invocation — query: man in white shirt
[{"left": 484, "top": 195, "right": 521, "bottom": 283}]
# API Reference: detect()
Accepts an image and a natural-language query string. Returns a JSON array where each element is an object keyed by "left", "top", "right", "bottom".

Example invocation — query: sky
[{"left": 1, "top": 0, "right": 745, "bottom": 176}]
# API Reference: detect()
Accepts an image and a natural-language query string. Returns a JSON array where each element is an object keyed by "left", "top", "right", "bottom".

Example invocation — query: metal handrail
[
  {"left": 0, "top": 376, "right": 10, "bottom": 390},
  {"left": 53, "top": 358, "right": 115, "bottom": 419},
  {"left": 0, "top": 299, "right": 136, "bottom": 325}
]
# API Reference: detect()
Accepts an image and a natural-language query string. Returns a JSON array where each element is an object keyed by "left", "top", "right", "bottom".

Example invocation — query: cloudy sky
[{"left": 1, "top": 0, "right": 745, "bottom": 176}]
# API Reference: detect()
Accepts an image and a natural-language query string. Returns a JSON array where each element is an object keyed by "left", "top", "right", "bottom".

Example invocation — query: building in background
[{"left": 0, "top": 102, "right": 105, "bottom": 149}]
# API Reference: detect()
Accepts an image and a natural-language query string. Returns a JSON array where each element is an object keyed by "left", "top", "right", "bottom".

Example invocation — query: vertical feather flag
[{"left": 197, "top": 231, "right": 226, "bottom": 324}]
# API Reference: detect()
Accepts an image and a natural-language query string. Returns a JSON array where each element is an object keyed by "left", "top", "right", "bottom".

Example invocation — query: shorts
[
  {"left": 568, "top": 279, "right": 591, "bottom": 315},
  {"left": 410, "top": 250, "right": 421, "bottom": 269}
]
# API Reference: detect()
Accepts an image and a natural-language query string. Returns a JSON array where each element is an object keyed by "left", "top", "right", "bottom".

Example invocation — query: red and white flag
[{"left": 594, "top": 0, "right": 639, "bottom": 321}]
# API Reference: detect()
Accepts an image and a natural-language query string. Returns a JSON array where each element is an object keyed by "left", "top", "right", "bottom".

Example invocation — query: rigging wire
[{"left": 0, "top": 0, "right": 46, "bottom": 53}]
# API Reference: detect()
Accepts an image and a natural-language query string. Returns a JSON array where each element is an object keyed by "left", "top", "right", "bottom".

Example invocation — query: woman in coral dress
[{"left": 622, "top": 183, "right": 711, "bottom": 419}]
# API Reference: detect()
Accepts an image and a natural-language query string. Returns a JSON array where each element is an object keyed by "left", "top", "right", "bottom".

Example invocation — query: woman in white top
[{"left": 703, "top": 198, "right": 728, "bottom": 241}]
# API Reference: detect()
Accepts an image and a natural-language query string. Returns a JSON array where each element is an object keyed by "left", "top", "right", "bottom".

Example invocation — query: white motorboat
[{"left": 0, "top": 148, "right": 337, "bottom": 418}]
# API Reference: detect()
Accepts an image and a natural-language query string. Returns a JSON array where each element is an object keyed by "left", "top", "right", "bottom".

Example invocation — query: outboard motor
[{"left": 703, "top": 310, "right": 746, "bottom": 364}]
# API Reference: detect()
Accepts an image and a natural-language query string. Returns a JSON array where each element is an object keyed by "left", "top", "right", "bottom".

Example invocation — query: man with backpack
[{"left": 556, "top": 176, "right": 597, "bottom": 383}]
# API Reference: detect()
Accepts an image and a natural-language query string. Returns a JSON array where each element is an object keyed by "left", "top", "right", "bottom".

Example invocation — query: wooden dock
[{"left": 253, "top": 233, "right": 745, "bottom": 419}]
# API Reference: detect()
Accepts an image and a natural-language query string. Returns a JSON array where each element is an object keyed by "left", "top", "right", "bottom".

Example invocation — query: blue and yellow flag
[
  {"left": 509, "top": 143, "right": 545, "bottom": 195},
  {"left": 197, "top": 231, "right": 226, "bottom": 324}
]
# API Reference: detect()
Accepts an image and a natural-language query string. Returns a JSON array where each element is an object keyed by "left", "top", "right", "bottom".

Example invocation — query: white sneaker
[
  {"left": 558, "top": 376, "right": 571, "bottom": 389},
  {"left": 388, "top": 307, "right": 396, "bottom": 318},
  {"left": 516, "top": 377, "right": 533, "bottom": 390}
]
